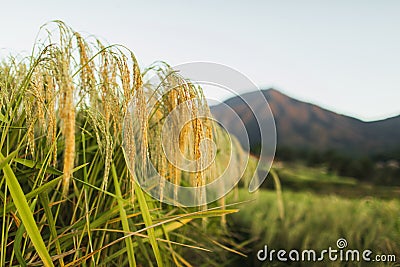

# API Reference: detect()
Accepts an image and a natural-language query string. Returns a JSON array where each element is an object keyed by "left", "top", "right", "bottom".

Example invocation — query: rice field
[
  {"left": 229, "top": 186, "right": 400, "bottom": 266},
  {"left": 3, "top": 21, "right": 398, "bottom": 267},
  {"left": 0, "top": 21, "right": 242, "bottom": 266}
]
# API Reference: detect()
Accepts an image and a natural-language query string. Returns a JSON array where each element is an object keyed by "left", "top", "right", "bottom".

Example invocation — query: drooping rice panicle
[{"left": 59, "top": 62, "right": 76, "bottom": 197}]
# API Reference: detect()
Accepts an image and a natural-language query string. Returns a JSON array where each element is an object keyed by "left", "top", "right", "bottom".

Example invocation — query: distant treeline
[{"left": 274, "top": 146, "right": 400, "bottom": 186}]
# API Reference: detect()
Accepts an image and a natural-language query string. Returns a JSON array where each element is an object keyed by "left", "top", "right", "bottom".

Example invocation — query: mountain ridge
[
  {"left": 210, "top": 88, "right": 400, "bottom": 157},
  {"left": 256, "top": 89, "right": 400, "bottom": 123}
]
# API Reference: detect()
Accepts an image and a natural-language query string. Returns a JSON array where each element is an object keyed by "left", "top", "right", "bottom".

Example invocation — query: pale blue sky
[{"left": 1, "top": 0, "right": 399, "bottom": 121}]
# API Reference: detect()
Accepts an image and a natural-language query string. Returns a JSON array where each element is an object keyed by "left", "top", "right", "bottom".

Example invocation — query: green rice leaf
[
  {"left": 14, "top": 199, "right": 37, "bottom": 267},
  {"left": 111, "top": 164, "right": 136, "bottom": 267},
  {"left": 0, "top": 152, "right": 54, "bottom": 267},
  {"left": 1, "top": 177, "right": 62, "bottom": 216},
  {"left": 134, "top": 179, "right": 164, "bottom": 267}
]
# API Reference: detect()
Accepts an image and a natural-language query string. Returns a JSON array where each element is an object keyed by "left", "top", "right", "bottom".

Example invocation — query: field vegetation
[
  {"left": 1, "top": 21, "right": 398, "bottom": 267},
  {"left": 0, "top": 21, "right": 242, "bottom": 266},
  {"left": 228, "top": 163, "right": 400, "bottom": 266}
]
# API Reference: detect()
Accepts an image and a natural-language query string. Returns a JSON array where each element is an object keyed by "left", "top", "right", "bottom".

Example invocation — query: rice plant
[{"left": 0, "top": 21, "right": 242, "bottom": 266}]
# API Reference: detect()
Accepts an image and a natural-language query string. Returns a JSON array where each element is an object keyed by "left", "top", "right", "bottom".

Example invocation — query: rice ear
[
  {"left": 60, "top": 67, "right": 75, "bottom": 197},
  {"left": 45, "top": 72, "right": 57, "bottom": 166}
]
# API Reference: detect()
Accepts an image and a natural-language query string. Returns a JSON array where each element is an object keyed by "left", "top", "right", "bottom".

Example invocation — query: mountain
[{"left": 210, "top": 89, "right": 400, "bottom": 157}]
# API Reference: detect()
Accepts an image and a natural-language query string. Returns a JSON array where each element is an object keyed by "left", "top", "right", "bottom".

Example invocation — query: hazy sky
[{"left": 1, "top": 0, "right": 399, "bottom": 121}]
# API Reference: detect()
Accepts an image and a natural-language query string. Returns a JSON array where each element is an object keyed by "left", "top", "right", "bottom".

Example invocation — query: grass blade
[
  {"left": 1, "top": 176, "right": 62, "bottom": 216},
  {"left": 134, "top": 179, "right": 164, "bottom": 267},
  {"left": 0, "top": 152, "right": 54, "bottom": 267},
  {"left": 111, "top": 164, "right": 136, "bottom": 267},
  {"left": 270, "top": 169, "right": 285, "bottom": 220},
  {"left": 14, "top": 199, "right": 37, "bottom": 267},
  {"left": 39, "top": 192, "right": 65, "bottom": 266}
]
